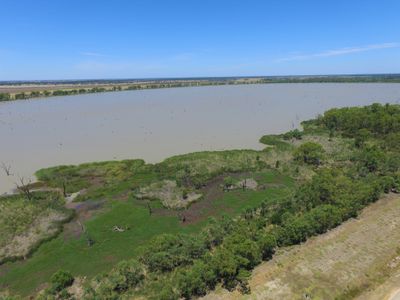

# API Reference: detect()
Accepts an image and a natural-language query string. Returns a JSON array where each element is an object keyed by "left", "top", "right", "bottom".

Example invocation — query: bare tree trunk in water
[{"left": 1, "top": 162, "right": 12, "bottom": 176}]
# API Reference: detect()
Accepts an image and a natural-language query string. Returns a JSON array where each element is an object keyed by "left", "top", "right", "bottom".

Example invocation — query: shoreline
[{"left": 2, "top": 76, "right": 400, "bottom": 103}]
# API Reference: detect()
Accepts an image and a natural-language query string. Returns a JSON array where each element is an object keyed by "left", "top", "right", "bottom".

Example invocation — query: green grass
[
  {"left": 0, "top": 192, "right": 71, "bottom": 264},
  {"left": 214, "top": 170, "right": 294, "bottom": 213},
  {"left": 0, "top": 169, "right": 294, "bottom": 297},
  {"left": 214, "top": 186, "right": 291, "bottom": 215},
  {"left": 0, "top": 200, "right": 201, "bottom": 296},
  {"left": 1, "top": 147, "right": 296, "bottom": 297},
  {"left": 259, "top": 134, "right": 293, "bottom": 151},
  {"left": 35, "top": 159, "right": 149, "bottom": 195}
]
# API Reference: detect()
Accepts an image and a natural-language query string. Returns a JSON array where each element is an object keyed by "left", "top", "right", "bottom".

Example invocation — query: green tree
[{"left": 293, "top": 142, "right": 325, "bottom": 165}]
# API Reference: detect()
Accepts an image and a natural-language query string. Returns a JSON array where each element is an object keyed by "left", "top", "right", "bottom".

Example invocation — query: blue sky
[{"left": 0, "top": 0, "right": 399, "bottom": 80}]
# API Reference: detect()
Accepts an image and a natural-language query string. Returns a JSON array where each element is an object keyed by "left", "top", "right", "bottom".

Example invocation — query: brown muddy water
[{"left": 1, "top": 83, "right": 400, "bottom": 194}]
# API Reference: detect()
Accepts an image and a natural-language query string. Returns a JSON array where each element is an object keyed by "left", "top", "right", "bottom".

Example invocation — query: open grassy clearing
[{"left": 203, "top": 193, "right": 400, "bottom": 300}]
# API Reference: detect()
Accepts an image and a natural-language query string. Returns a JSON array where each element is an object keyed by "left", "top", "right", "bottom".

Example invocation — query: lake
[{"left": 1, "top": 83, "right": 400, "bottom": 194}]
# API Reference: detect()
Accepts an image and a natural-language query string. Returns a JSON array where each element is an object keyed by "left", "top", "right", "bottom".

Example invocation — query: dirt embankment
[{"left": 203, "top": 193, "right": 400, "bottom": 300}]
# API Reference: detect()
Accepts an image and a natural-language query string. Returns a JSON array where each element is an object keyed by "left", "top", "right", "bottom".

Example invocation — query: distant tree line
[{"left": 2, "top": 75, "right": 400, "bottom": 103}]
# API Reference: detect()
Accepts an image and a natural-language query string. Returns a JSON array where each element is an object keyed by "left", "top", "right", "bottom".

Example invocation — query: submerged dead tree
[{"left": 1, "top": 162, "right": 12, "bottom": 176}]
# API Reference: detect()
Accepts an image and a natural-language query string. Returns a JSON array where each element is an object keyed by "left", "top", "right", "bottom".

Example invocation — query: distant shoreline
[{"left": 1, "top": 74, "right": 400, "bottom": 103}]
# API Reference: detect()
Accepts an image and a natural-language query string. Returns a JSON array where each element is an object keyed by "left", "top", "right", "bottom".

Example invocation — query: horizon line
[{"left": 1, "top": 73, "right": 400, "bottom": 83}]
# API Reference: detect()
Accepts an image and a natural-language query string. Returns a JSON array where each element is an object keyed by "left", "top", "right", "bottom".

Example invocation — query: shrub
[
  {"left": 50, "top": 270, "right": 74, "bottom": 292},
  {"left": 256, "top": 233, "right": 277, "bottom": 260},
  {"left": 140, "top": 234, "right": 206, "bottom": 272},
  {"left": 293, "top": 142, "right": 325, "bottom": 165},
  {"left": 282, "top": 129, "right": 303, "bottom": 140}
]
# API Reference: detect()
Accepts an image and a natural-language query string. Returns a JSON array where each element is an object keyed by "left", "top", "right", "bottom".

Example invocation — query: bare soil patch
[
  {"left": 151, "top": 175, "right": 226, "bottom": 223},
  {"left": 136, "top": 180, "right": 202, "bottom": 209},
  {"left": 180, "top": 175, "right": 227, "bottom": 224},
  {"left": 151, "top": 172, "right": 250, "bottom": 224},
  {"left": 63, "top": 199, "right": 105, "bottom": 240}
]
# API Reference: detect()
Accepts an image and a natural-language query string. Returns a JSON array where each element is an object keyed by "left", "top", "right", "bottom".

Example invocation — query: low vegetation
[
  {"left": 0, "top": 162, "right": 292, "bottom": 296},
  {"left": 0, "top": 192, "right": 72, "bottom": 264},
  {"left": 1, "top": 103, "right": 399, "bottom": 299}
]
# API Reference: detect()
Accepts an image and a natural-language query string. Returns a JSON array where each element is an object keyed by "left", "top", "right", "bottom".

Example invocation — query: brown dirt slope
[{"left": 203, "top": 193, "right": 400, "bottom": 300}]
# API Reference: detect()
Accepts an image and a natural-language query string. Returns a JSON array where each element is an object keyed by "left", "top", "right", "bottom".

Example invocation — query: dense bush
[
  {"left": 48, "top": 270, "right": 74, "bottom": 295},
  {"left": 282, "top": 129, "right": 303, "bottom": 140},
  {"left": 319, "top": 103, "right": 400, "bottom": 137},
  {"left": 85, "top": 259, "right": 144, "bottom": 299},
  {"left": 139, "top": 234, "right": 206, "bottom": 272},
  {"left": 293, "top": 142, "right": 325, "bottom": 165}
]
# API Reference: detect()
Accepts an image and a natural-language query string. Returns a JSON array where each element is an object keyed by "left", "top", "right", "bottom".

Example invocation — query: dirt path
[
  {"left": 389, "top": 289, "right": 400, "bottom": 300},
  {"left": 355, "top": 270, "right": 400, "bottom": 300},
  {"left": 203, "top": 193, "right": 400, "bottom": 300}
]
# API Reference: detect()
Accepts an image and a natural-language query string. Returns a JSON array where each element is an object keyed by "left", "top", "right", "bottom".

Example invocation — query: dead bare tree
[
  {"left": 1, "top": 162, "right": 12, "bottom": 176},
  {"left": 177, "top": 211, "right": 186, "bottom": 223},
  {"left": 78, "top": 220, "right": 95, "bottom": 246},
  {"left": 15, "top": 176, "right": 33, "bottom": 201}
]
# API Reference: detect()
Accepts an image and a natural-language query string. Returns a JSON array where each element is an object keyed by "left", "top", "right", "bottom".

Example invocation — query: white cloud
[{"left": 277, "top": 43, "right": 399, "bottom": 62}]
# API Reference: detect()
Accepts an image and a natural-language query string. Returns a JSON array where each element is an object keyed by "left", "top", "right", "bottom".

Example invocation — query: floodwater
[{"left": 1, "top": 83, "right": 400, "bottom": 194}]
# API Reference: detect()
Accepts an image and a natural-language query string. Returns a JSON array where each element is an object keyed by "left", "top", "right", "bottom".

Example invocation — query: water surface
[{"left": 1, "top": 83, "right": 400, "bottom": 194}]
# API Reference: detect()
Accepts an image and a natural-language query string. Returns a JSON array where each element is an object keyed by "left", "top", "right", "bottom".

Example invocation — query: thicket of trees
[{"left": 319, "top": 103, "right": 400, "bottom": 137}]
